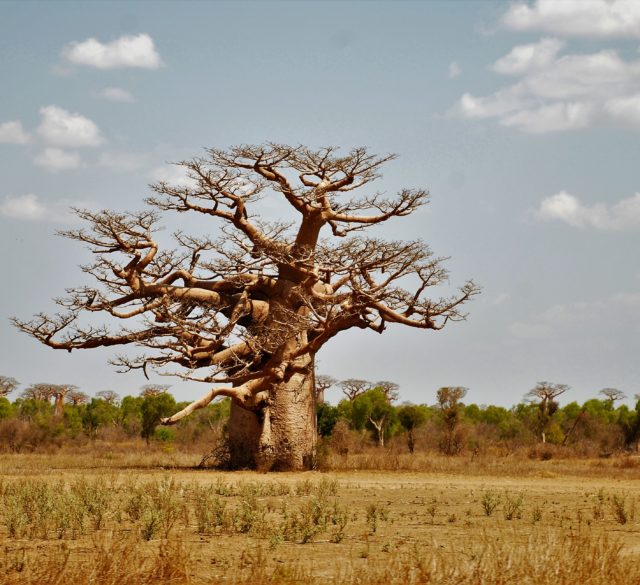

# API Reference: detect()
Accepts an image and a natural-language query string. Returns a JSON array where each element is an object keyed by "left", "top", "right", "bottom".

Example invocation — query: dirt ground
[{"left": 3, "top": 450, "right": 640, "bottom": 584}]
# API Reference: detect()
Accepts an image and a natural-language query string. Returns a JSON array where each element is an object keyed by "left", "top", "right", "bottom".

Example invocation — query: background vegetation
[{"left": 1, "top": 375, "right": 638, "bottom": 462}]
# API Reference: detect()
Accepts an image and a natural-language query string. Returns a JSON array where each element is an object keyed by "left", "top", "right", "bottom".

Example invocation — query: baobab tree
[
  {"left": 14, "top": 143, "right": 478, "bottom": 470},
  {"left": 599, "top": 387, "right": 626, "bottom": 408},
  {"left": 525, "top": 381, "right": 569, "bottom": 444},
  {"left": 21, "top": 383, "right": 56, "bottom": 403},
  {"left": 96, "top": 390, "right": 120, "bottom": 404},
  {"left": 339, "top": 379, "right": 372, "bottom": 402},
  {"left": 375, "top": 380, "right": 400, "bottom": 403},
  {"left": 140, "top": 384, "right": 171, "bottom": 398},
  {"left": 0, "top": 376, "right": 19, "bottom": 398},
  {"left": 67, "top": 390, "right": 89, "bottom": 406},
  {"left": 51, "top": 384, "right": 78, "bottom": 417},
  {"left": 315, "top": 374, "right": 336, "bottom": 404}
]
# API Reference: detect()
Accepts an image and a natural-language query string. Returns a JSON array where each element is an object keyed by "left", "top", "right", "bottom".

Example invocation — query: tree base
[{"left": 228, "top": 367, "right": 317, "bottom": 471}]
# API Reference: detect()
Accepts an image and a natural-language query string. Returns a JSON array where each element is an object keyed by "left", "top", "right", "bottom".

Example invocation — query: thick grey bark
[{"left": 228, "top": 356, "right": 317, "bottom": 471}]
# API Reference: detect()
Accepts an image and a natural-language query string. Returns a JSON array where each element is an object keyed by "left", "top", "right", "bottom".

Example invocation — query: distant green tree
[
  {"left": 0, "top": 397, "right": 14, "bottom": 420},
  {"left": 617, "top": 397, "right": 640, "bottom": 451},
  {"left": 140, "top": 392, "right": 176, "bottom": 444},
  {"left": 82, "top": 398, "right": 119, "bottom": 438},
  {"left": 582, "top": 398, "right": 616, "bottom": 424},
  {"left": 317, "top": 402, "right": 340, "bottom": 437},
  {"left": 16, "top": 397, "right": 53, "bottom": 424},
  {"left": 351, "top": 388, "right": 397, "bottom": 447},
  {"left": 62, "top": 404, "right": 83, "bottom": 438},
  {"left": 397, "top": 403, "right": 430, "bottom": 453},
  {"left": 119, "top": 395, "right": 143, "bottom": 436},
  {"left": 436, "top": 386, "right": 467, "bottom": 454}
]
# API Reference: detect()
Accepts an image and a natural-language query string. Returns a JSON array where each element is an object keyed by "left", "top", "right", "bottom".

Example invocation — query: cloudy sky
[{"left": 1, "top": 0, "right": 639, "bottom": 407}]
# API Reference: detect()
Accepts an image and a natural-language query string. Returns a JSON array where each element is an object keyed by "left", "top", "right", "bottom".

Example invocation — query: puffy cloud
[
  {"left": 0, "top": 194, "right": 91, "bottom": 222},
  {"left": 63, "top": 33, "right": 163, "bottom": 69},
  {"left": 448, "top": 61, "right": 461, "bottom": 79},
  {"left": 492, "top": 38, "right": 564, "bottom": 75},
  {"left": 33, "top": 148, "right": 81, "bottom": 172},
  {"left": 0, "top": 120, "right": 31, "bottom": 144},
  {"left": 149, "top": 165, "right": 198, "bottom": 189},
  {"left": 522, "top": 50, "right": 639, "bottom": 101},
  {"left": 458, "top": 89, "right": 527, "bottom": 119},
  {"left": 454, "top": 43, "right": 640, "bottom": 133},
  {"left": 501, "top": 0, "right": 640, "bottom": 39},
  {"left": 0, "top": 194, "right": 47, "bottom": 220},
  {"left": 97, "top": 87, "right": 134, "bottom": 103},
  {"left": 536, "top": 190, "right": 640, "bottom": 230},
  {"left": 605, "top": 93, "right": 640, "bottom": 124},
  {"left": 37, "top": 105, "right": 103, "bottom": 148},
  {"left": 500, "top": 102, "right": 594, "bottom": 133}
]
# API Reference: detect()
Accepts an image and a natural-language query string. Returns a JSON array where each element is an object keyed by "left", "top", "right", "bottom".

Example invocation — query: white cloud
[
  {"left": 99, "top": 151, "right": 148, "bottom": 171},
  {"left": 454, "top": 43, "right": 640, "bottom": 133},
  {"left": 492, "top": 38, "right": 564, "bottom": 75},
  {"left": 37, "top": 105, "right": 103, "bottom": 148},
  {"left": 458, "top": 89, "right": 527, "bottom": 119},
  {"left": 448, "top": 61, "right": 461, "bottom": 79},
  {"left": 63, "top": 33, "right": 163, "bottom": 69},
  {"left": 34, "top": 148, "right": 81, "bottom": 172},
  {"left": 500, "top": 102, "right": 594, "bottom": 133},
  {"left": 536, "top": 190, "right": 640, "bottom": 230},
  {"left": 522, "top": 50, "right": 639, "bottom": 101},
  {"left": 605, "top": 93, "right": 640, "bottom": 124},
  {"left": 97, "top": 87, "right": 134, "bottom": 103},
  {"left": 149, "top": 165, "right": 198, "bottom": 189},
  {"left": 0, "top": 194, "right": 47, "bottom": 220},
  {"left": 0, "top": 120, "right": 32, "bottom": 144},
  {"left": 501, "top": 0, "right": 640, "bottom": 39},
  {"left": 0, "top": 194, "right": 92, "bottom": 223}
]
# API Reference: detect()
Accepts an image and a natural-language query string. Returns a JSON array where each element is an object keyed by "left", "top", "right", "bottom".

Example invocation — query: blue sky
[{"left": 1, "top": 1, "right": 639, "bottom": 407}]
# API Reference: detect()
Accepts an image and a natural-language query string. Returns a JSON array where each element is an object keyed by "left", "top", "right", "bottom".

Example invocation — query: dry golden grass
[{"left": 2, "top": 447, "right": 640, "bottom": 584}]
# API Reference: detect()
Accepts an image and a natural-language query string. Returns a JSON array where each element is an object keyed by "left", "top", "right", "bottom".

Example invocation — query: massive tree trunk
[{"left": 228, "top": 355, "right": 317, "bottom": 471}]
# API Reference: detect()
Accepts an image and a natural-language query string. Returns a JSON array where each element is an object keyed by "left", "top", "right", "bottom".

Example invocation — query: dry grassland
[{"left": 2, "top": 448, "right": 640, "bottom": 584}]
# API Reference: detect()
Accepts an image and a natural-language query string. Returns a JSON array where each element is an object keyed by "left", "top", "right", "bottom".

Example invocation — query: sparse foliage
[
  {"left": 96, "top": 390, "right": 120, "bottom": 404},
  {"left": 67, "top": 390, "right": 89, "bottom": 406},
  {"left": 140, "top": 384, "right": 171, "bottom": 398},
  {"left": 339, "top": 379, "right": 372, "bottom": 402},
  {"left": 0, "top": 376, "right": 19, "bottom": 398},
  {"left": 600, "top": 388, "right": 626, "bottom": 407},
  {"left": 375, "top": 380, "right": 400, "bottom": 403}
]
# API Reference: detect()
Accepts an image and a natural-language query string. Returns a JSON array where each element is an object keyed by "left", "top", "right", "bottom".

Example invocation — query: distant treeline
[{"left": 0, "top": 376, "right": 638, "bottom": 456}]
